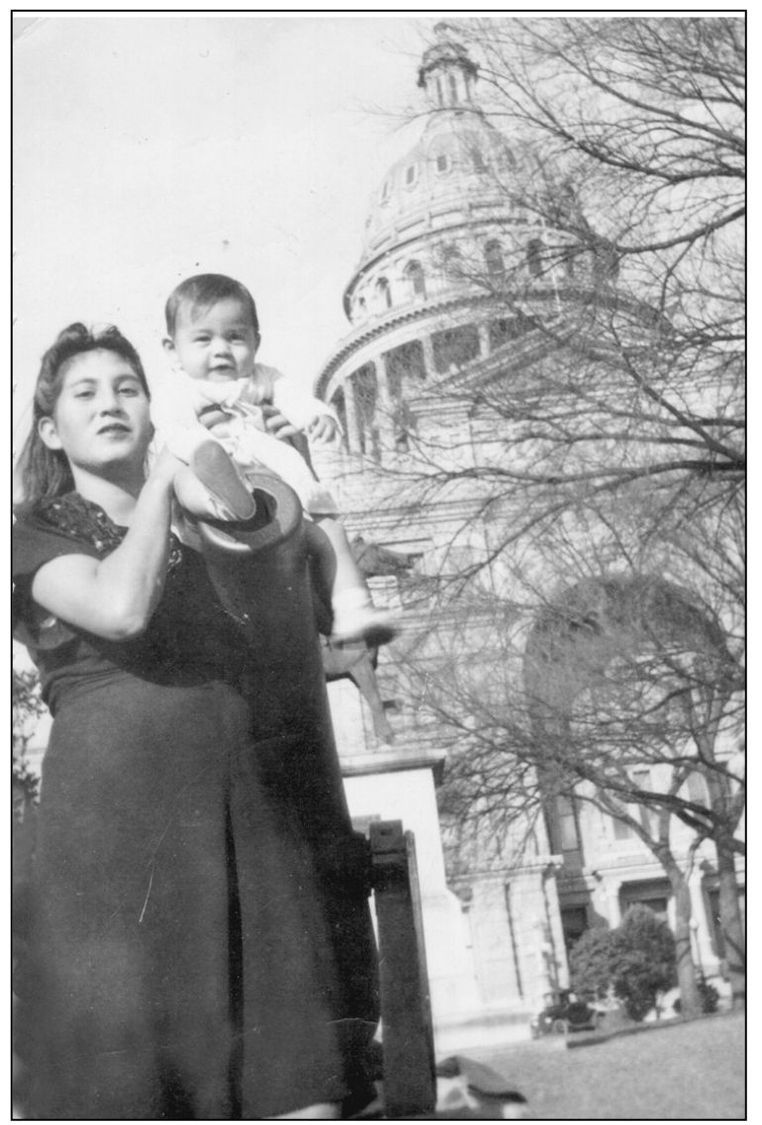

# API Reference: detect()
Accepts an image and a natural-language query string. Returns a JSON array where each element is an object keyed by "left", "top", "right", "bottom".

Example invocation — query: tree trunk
[
  {"left": 716, "top": 836, "right": 745, "bottom": 1009},
  {"left": 662, "top": 858, "right": 701, "bottom": 1019}
]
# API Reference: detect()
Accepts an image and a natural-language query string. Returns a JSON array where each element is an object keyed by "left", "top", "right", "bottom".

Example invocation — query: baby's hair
[
  {"left": 15, "top": 322, "right": 150, "bottom": 509},
  {"left": 164, "top": 273, "right": 260, "bottom": 338}
]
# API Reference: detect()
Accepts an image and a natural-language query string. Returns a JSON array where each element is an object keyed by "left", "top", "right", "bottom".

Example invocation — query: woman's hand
[{"left": 148, "top": 444, "right": 185, "bottom": 487}]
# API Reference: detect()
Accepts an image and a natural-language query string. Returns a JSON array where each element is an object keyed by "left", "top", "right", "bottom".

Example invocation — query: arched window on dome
[
  {"left": 381, "top": 179, "right": 391, "bottom": 205},
  {"left": 435, "top": 77, "right": 444, "bottom": 107},
  {"left": 441, "top": 244, "right": 463, "bottom": 281},
  {"left": 484, "top": 240, "right": 505, "bottom": 278},
  {"left": 526, "top": 238, "right": 544, "bottom": 278},
  {"left": 376, "top": 276, "right": 392, "bottom": 310},
  {"left": 404, "top": 163, "right": 418, "bottom": 188},
  {"left": 435, "top": 153, "right": 450, "bottom": 175},
  {"left": 404, "top": 260, "right": 427, "bottom": 300},
  {"left": 448, "top": 73, "right": 458, "bottom": 105}
]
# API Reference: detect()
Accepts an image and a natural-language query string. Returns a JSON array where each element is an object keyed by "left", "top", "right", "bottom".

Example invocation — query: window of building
[
  {"left": 436, "top": 153, "right": 450, "bottom": 175},
  {"left": 435, "top": 77, "right": 444, "bottom": 106},
  {"left": 526, "top": 238, "right": 544, "bottom": 277},
  {"left": 704, "top": 884, "right": 744, "bottom": 959},
  {"left": 557, "top": 795, "right": 580, "bottom": 852},
  {"left": 560, "top": 904, "right": 589, "bottom": 952},
  {"left": 484, "top": 240, "right": 505, "bottom": 277},
  {"left": 441, "top": 243, "right": 462, "bottom": 279},
  {"left": 488, "top": 316, "right": 539, "bottom": 350},
  {"left": 562, "top": 247, "right": 577, "bottom": 278},
  {"left": 330, "top": 387, "right": 347, "bottom": 436},
  {"left": 381, "top": 179, "right": 391, "bottom": 204},
  {"left": 405, "top": 164, "right": 418, "bottom": 188},
  {"left": 404, "top": 260, "right": 427, "bottom": 299},
  {"left": 376, "top": 276, "right": 392, "bottom": 310},
  {"left": 612, "top": 816, "right": 632, "bottom": 840},
  {"left": 546, "top": 794, "right": 584, "bottom": 869},
  {"left": 352, "top": 364, "right": 379, "bottom": 459},
  {"left": 686, "top": 771, "right": 709, "bottom": 806},
  {"left": 448, "top": 74, "right": 458, "bottom": 104},
  {"left": 619, "top": 880, "right": 671, "bottom": 924},
  {"left": 386, "top": 339, "right": 426, "bottom": 389},
  {"left": 431, "top": 325, "right": 480, "bottom": 374},
  {"left": 471, "top": 147, "right": 487, "bottom": 173}
]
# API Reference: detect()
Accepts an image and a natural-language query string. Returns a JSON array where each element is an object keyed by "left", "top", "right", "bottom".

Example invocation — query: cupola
[{"left": 417, "top": 22, "right": 479, "bottom": 110}]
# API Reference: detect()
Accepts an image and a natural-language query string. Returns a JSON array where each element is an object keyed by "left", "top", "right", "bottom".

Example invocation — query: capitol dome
[
  {"left": 316, "top": 24, "right": 614, "bottom": 457},
  {"left": 359, "top": 80, "right": 537, "bottom": 271},
  {"left": 346, "top": 23, "right": 583, "bottom": 324}
]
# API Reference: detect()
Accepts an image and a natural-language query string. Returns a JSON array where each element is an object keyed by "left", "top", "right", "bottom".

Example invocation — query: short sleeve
[
  {"left": 13, "top": 517, "right": 98, "bottom": 587},
  {"left": 12, "top": 518, "right": 98, "bottom": 650}
]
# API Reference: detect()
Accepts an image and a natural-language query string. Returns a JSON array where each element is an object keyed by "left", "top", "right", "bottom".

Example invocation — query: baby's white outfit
[{"left": 152, "top": 363, "right": 339, "bottom": 516}]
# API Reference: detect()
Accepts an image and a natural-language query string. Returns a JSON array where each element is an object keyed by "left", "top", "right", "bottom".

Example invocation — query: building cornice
[{"left": 341, "top": 748, "right": 446, "bottom": 783}]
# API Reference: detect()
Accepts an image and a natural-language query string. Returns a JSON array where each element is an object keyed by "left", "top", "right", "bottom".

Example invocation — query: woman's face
[{"left": 38, "top": 349, "right": 153, "bottom": 478}]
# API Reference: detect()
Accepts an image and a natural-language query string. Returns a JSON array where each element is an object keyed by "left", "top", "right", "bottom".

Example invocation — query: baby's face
[{"left": 167, "top": 298, "right": 259, "bottom": 383}]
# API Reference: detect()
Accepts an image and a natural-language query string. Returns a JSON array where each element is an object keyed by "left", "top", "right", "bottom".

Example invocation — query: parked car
[{"left": 530, "top": 991, "right": 602, "bottom": 1038}]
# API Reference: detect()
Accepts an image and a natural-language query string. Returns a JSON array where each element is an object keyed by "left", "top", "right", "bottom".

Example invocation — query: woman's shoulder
[
  {"left": 14, "top": 493, "right": 118, "bottom": 567},
  {"left": 13, "top": 494, "right": 129, "bottom": 607}
]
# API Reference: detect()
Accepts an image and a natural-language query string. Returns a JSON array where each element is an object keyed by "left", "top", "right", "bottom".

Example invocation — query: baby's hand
[{"left": 308, "top": 414, "right": 338, "bottom": 444}]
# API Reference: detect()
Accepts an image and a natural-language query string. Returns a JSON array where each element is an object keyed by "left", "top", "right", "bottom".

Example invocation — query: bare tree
[
  {"left": 355, "top": 16, "right": 746, "bottom": 1007},
  {"left": 390, "top": 560, "right": 744, "bottom": 1013},
  {"left": 12, "top": 666, "right": 42, "bottom": 814}
]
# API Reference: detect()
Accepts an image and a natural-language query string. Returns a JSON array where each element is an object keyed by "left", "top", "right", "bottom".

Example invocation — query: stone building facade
[{"left": 312, "top": 26, "right": 742, "bottom": 1049}]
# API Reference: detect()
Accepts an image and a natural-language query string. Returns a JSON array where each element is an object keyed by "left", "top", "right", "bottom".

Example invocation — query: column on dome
[
  {"left": 421, "top": 333, "right": 435, "bottom": 379},
  {"left": 342, "top": 374, "right": 362, "bottom": 454},
  {"left": 375, "top": 352, "right": 396, "bottom": 450}
]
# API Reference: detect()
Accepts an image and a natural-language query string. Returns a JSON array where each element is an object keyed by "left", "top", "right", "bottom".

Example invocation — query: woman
[{"left": 12, "top": 323, "right": 376, "bottom": 1119}]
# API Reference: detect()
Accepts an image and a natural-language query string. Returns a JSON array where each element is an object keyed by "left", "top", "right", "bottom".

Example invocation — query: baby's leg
[{"left": 307, "top": 517, "right": 398, "bottom": 646}]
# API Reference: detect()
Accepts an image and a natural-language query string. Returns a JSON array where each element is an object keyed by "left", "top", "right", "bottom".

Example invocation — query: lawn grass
[{"left": 474, "top": 1010, "right": 745, "bottom": 1119}]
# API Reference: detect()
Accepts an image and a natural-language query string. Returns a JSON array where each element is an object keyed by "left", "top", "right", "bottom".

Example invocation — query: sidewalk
[{"left": 469, "top": 1011, "right": 745, "bottom": 1119}]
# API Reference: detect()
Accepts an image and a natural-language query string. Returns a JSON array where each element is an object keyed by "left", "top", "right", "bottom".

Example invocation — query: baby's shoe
[
  {"left": 331, "top": 589, "right": 399, "bottom": 647},
  {"left": 175, "top": 441, "right": 257, "bottom": 522}
]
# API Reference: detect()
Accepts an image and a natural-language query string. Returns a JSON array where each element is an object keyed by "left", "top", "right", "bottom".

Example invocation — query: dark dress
[{"left": 12, "top": 493, "right": 377, "bottom": 1120}]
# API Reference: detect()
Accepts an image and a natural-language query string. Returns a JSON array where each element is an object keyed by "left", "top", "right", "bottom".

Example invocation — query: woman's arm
[{"left": 30, "top": 451, "right": 180, "bottom": 641}]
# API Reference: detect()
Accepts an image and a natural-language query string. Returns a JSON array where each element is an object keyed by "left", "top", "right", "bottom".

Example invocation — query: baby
[{"left": 153, "top": 272, "right": 397, "bottom": 646}]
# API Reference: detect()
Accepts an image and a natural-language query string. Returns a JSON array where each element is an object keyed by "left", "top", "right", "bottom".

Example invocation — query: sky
[{"left": 12, "top": 14, "right": 443, "bottom": 450}]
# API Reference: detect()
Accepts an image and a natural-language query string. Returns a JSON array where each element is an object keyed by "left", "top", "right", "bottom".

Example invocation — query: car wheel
[{"left": 552, "top": 1018, "right": 568, "bottom": 1035}]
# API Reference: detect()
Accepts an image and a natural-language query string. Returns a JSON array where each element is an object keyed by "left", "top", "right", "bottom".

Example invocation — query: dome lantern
[{"left": 417, "top": 22, "right": 478, "bottom": 110}]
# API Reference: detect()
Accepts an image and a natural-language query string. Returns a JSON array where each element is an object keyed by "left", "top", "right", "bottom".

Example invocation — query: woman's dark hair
[
  {"left": 164, "top": 273, "right": 260, "bottom": 338},
  {"left": 15, "top": 322, "right": 150, "bottom": 509}
]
